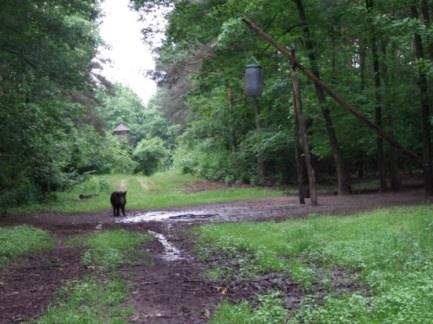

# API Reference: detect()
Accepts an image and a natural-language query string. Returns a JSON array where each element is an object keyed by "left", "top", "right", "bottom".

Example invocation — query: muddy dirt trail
[{"left": 0, "top": 191, "right": 428, "bottom": 323}]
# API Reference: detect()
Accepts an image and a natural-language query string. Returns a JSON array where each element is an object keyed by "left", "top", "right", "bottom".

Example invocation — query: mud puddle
[
  {"left": 117, "top": 210, "right": 218, "bottom": 224},
  {"left": 148, "top": 231, "right": 184, "bottom": 261}
]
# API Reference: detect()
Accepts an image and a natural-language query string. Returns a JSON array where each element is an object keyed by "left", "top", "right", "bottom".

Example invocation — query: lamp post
[{"left": 245, "top": 64, "right": 265, "bottom": 184}]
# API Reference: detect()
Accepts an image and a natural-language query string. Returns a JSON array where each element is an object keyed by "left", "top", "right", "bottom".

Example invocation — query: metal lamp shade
[{"left": 245, "top": 64, "right": 264, "bottom": 97}]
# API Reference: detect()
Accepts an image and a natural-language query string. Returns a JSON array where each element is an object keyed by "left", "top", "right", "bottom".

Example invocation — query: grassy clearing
[
  {"left": 36, "top": 229, "right": 151, "bottom": 323},
  {"left": 0, "top": 225, "right": 54, "bottom": 268},
  {"left": 36, "top": 278, "right": 131, "bottom": 324},
  {"left": 195, "top": 205, "right": 433, "bottom": 323},
  {"left": 14, "top": 171, "right": 283, "bottom": 214}
]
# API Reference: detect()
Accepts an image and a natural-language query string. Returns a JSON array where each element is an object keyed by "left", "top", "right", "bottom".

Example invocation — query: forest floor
[{"left": 0, "top": 188, "right": 428, "bottom": 323}]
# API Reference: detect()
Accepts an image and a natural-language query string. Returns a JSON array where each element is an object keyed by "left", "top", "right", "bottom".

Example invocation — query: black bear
[{"left": 110, "top": 191, "right": 127, "bottom": 217}]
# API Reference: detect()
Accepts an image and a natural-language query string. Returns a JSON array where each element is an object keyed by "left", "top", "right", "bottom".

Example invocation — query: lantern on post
[{"left": 245, "top": 64, "right": 264, "bottom": 97}]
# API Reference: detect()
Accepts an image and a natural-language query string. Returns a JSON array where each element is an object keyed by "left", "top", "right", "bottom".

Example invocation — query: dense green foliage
[
  {"left": 0, "top": 225, "right": 54, "bottom": 267},
  {"left": 0, "top": 2, "right": 177, "bottom": 210},
  {"left": 133, "top": 137, "right": 170, "bottom": 175},
  {"left": 97, "top": 84, "right": 177, "bottom": 148},
  {"left": 3, "top": 0, "right": 432, "bottom": 206},
  {"left": 0, "top": 1, "right": 101, "bottom": 206},
  {"left": 196, "top": 206, "right": 433, "bottom": 322},
  {"left": 137, "top": 0, "right": 433, "bottom": 189}
]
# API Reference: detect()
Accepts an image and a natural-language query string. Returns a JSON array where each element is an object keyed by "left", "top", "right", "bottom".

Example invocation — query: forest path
[
  {"left": 118, "top": 178, "right": 129, "bottom": 192},
  {"left": 0, "top": 190, "right": 428, "bottom": 323},
  {"left": 2, "top": 189, "right": 425, "bottom": 227}
]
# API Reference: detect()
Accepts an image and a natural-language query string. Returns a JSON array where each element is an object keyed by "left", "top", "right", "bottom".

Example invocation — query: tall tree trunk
[
  {"left": 366, "top": 0, "right": 387, "bottom": 191},
  {"left": 293, "top": 98, "right": 306, "bottom": 204},
  {"left": 421, "top": 0, "right": 433, "bottom": 59},
  {"left": 381, "top": 43, "right": 401, "bottom": 192},
  {"left": 291, "top": 53, "right": 318, "bottom": 206},
  {"left": 411, "top": 3, "right": 433, "bottom": 196},
  {"left": 292, "top": 0, "right": 351, "bottom": 195},
  {"left": 253, "top": 97, "right": 266, "bottom": 185},
  {"left": 360, "top": 40, "right": 367, "bottom": 92}
]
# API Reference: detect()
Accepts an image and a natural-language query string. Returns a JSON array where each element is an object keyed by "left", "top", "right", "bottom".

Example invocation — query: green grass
[
  {"left": 75, "top": 229, "right": 151, "bottom": 271},
  {"left": 36, "top": 278, "right": 131, "bottom": 324},
  {"left": 0, "top": 225, "right": 54, "bottom": 267},
  {"left": 211, "top": 292, "right": 288, "bottom": 324},
  {"left": 14, "top": 171, "right": 283, "bottom": 214},
  {"left": 195, "top": 205, "right": 433, "bottom": 323}
]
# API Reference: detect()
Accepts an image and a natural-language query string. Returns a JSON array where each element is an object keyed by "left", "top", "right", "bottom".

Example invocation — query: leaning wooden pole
[
  {"left": 291, "top": 54, "right": 318, "bottom": 206},
  {"left": 293, "top": 92, "right": 306, "bottom": 205},
  {"left": 241, "top": 17, "right": 424, "bottom": 169}
]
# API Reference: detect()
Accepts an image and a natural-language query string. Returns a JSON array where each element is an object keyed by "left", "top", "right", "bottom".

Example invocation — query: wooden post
[
  {"left": 253, "top": 97, "right": 266, "bottom": 185},
  {"left": 293, "top": 92, "right": 306, "bottom": 205},
  {"left": 290, "top": 51, "right": 318, "bottom": 206}
]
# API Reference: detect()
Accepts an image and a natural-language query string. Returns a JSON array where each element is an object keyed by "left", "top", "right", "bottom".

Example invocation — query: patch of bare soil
[{"left": 0, "top": 243, "right": 88, "bottom": 323}]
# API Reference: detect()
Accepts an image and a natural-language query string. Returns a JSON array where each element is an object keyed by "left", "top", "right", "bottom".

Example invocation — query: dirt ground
[{"left": 0, "top": 190, "right": 429, "bottom": 323}]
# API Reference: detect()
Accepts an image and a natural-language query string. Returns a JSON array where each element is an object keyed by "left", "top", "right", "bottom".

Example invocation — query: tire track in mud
[
  {"left": 0, "top": 240, "right": 88, "bottom": 323},
  {"left": 120, "top": 223, "right": 221, "bottom": 324}
]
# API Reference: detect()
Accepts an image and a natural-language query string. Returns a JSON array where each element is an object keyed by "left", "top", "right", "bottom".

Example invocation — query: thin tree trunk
[
  {"left": 227, "top": 84, "right": 236, "bottom": 151},
  {"left": 366, "top": 0, "right": 387, "bottom": 191},
  {"left": 253, "top": 97, "right": 266, "bottom": 185},
  {"left": 411, "top": 4, "right": 433, "bottom": 197},
  {"left": 291, "top": 52, "right": 318, "bottom": 206},
  {"left": 293, "top": 98, "right": 306, "bottom": 204},
  {"left": 292, "top": 0, "right": 351, "bottom": 195},
  {"left": 360, "top": 40, "right": 367, "bottom": 92},
  {"left": 421, "top": 0, "right": 433, "bottom": 59}
]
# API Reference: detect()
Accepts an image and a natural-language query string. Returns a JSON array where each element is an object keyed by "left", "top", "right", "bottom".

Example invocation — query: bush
[{"left": 133, "top": 137, "right": 169, "bottom": 176}]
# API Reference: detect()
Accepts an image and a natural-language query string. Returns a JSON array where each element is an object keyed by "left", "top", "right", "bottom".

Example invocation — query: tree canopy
[{"left": 139, "top": 0, "right": 433, "bottom": 192}]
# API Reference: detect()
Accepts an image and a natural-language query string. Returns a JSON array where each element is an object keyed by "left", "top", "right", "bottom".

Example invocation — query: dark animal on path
[
  {"left": 79, "top": 194, "right": 98, "bottom": 200},
  {"left": 110, "top": 191, "right": 127, "bottom": 217}
]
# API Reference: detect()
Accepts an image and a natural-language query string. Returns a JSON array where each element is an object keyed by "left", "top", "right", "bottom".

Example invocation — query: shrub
[{"left": 133, "top": 137, "right": 169, "bottom": 175}]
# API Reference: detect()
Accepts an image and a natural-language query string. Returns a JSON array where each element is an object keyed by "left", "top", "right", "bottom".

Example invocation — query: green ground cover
[
  {"left": 195, "top": 205, "right": 433, "bottom": 323},
  {"left": 0, "top": 225, "right": 54, "bottom": 268},
  {"left": 76, "top": 229, "right": 151, "bottom": 271},
  {"left": 36, "top": 229, "right": 151, "bottom": 323},
  {"left": 14, "top": 171, "right": 283, "bottom": 214},
  {"left": 36, "top": 278, "right": 130, "bottom": 324}
]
